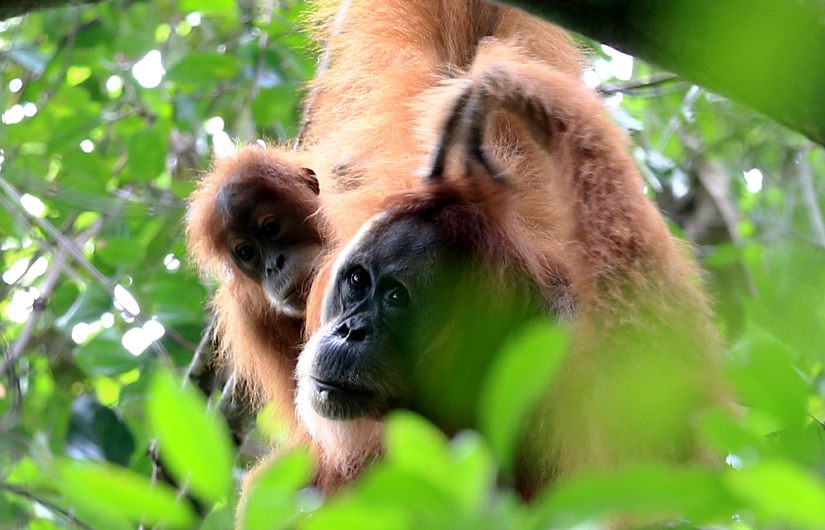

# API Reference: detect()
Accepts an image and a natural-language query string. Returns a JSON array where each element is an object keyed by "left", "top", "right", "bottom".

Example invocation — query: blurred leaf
[
  {"left": 201, "top": 504, "right": 235, "bottom": 530},
  {"left": 58, "top": 459, "right": 195, "bottom": 528},
  {"left": 74, "top": 336, "right": 142, "bottom": 376},
  {"left": 55, "top": 284, "right": 112, "bottom": 330},
  {"left": 244, "top": 448, "right": 313, "bottom": 530},
  {"left": 128, "top": 128, "right": 167, "bottom": 182},
  {"left": 727, "top": 331, "right": 808, "bottom": 429},
  {"left": 532, "top": 465, "right": 736, "bottom": 528},
  {"left": 252, "top": 85, "right": 299, "bottom": 127},
  {"left": 96, "top": 237, "right": 148, "bottom": 268},
  {"left": 50, "top": 281, "right": 81, "bottom": 317},
  {"left": 66, "top": 394, "right": 135, "bottom": 466},
  {"left": 478, "top": 322, "right": 568, "bottom": 470},
  {"left": 147, "top": 369, "right": 234, "bottom": 504},
  {"left": 725, "top": 459, "right": 825, "bottom": 528},
  {"left": 704, "top": 243, "right": 742, "bottom": 269},
  {"left": 8, "top": 47, "right": 50, "bottom": 75},
  {"left": 698, "top": 409, "right": 761, "bottom": 455},
  {"left": 385, "top": 411, "right": 452, "bottom": 485},
  {"left": 305, "top": 502, "right": 409, "bottom": 530},
  {"left": 448, "top": 431, "right": 496, "bottom": 512},
  {"left": 166, "top": 53, "right": 240, "bottom": 90},
  {"left": 180, "top": 0, "right": 237, "bottom": 17}
]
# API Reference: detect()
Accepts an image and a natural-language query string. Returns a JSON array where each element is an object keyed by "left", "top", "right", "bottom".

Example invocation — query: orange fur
[
  {"left": 194, "top": 0, "right": 723, "bottom": 511},
  {"left": 298, "top": 11, "right": 725, "bottom": 497},
  {"left": 186, "top": 145, "right": 331, "bottom": 422}
]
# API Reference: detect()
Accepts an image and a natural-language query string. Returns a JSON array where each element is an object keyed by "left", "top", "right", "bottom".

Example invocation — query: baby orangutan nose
[{"left": 265, "top": 254, "right": 286, "bottom": 276}]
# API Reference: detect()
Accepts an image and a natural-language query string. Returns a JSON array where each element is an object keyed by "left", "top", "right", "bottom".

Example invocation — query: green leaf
[
  {"left": 201, "top": 504, "right": 235, "bottom": 530},
  {"left": 478, "top": 322, "right": 568, "bottom": 469},
  {"left": 96, "top": 237, "right": 147, "bottom": 268},
  {"left": 180, "top": 0, "right": 237, "bottom": 17},
  {"left": 58, "top": 460, "right": 194, "bottom": 528},
  {"left": 385, "top": 411, "right": 452, "bottom": 487},
  {"left": 725, "top": 459, "right": 825, "bottom": 528},
  {"left": 74, "top": 337, "right": 142, "bottom": 376},
  {"left": 147, "top": 369, "right": 234, "bottom": 504},
  {"left": 55, "top": 284, "right": 112, "bottom": 330},
  {"left": 244, "top": 448, "right": 313, "bottom": 530},
  {"left": 532, "top": 464, "right": 735, "bottom": 528},
  {"left": 305, "top": 502, "right": 409, "bottom": 530},
  {"left": 166, "top": 53, "right": 240, "bottom": 90},
  {"left": 252, "top": 85, "right": 299, "bottom": 127},
  {"left": 727, "top": 330, "right": 808, "bottom": 429},
  {"left": 128, "top": 128, "right": 167, "bottom": 181},
  {"left": 66, "top": 394, "right": 135, "bottom": 466},
  {"left": 448, "top": 431, "right": 496, "bottom": 511}
]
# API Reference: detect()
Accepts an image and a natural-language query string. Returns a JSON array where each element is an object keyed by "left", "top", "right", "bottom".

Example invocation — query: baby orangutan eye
[
  {"left": 236, "top": 244, "right": 255, "bottom": 261},
  {"left": 261, "top": 219, "right": 281, "bottom": 238}
]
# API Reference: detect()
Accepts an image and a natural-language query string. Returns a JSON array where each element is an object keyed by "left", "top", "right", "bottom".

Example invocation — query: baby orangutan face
[{"left": 217, "top": 169, "right": 322, "bottom": 317}]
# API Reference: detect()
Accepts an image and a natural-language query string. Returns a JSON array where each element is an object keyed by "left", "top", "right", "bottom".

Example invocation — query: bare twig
[
  {"left": 184, "top": 316, "right": 217, "bottom": 397},
  {"left": 217, "top": 374, "right": 258, "bottom": 447},
  {"left": 598, "top": 72, "right": 679, "bottom": 95},
  {"left": 0, "top": 220, "right": 102, "bottom": 380},
  {"left": 164, "top": 326, "right": 198, "bottom": 353},
  {"left": 0, "top": 176, "right": 172, "bottom": 364},
  {"left": 1, "top": 482, "right": 97, "bottom": 530},
  {"left": 0, "top": 193, "right": 86, "bottom": 285},
  {"left": 0, "top": 0, "right": 104, "bottom": 20}
]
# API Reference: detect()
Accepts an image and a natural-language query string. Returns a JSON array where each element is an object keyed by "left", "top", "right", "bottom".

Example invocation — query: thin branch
[
  {"left": 164, "top": 326, "right": 198, "bottom": 353},
  {"left": 184, "top": 316, "right": 217, "bottom": 397},
  {"left": 0, "top": 193, "right": 86, "bottom": 285},
  {"left": 0, "top": 176, "right": 172, "bottom": 364},
  {"left": 0, "top": 0, "right": 103, "bottom": 20},
  {"left": 0, "top": 483, "right": 96, "bottom": 530},
  {"left": 598, "top": 72, "right": 679, "bottom": 95},
  {"left": 0, "top": 219, "right": 101, "bottom": 380},
  {"left": 217, "top": 374, "right": 258, "bottom": 447}
]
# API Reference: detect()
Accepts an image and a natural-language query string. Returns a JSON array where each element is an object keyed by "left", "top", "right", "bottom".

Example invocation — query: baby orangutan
[{"left": 186, "top": 145, "right": 328, "bottom": 423}]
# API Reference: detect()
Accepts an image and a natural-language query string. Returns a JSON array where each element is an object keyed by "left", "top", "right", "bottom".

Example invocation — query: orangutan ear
[{"left": 301, "top": 167, "right": 320, "bottom": 195}]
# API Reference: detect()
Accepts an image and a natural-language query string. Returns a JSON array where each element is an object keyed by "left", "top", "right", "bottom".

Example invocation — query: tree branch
[
  {"left": 0, "top": 220, "right": 101, "bottom": 380},
  {"left": 0, "top": 176, "right": 172, "bottom": 365},
  {"left": 0, "top": 0, "right": 101, "bottom": 21},
  {"left": 0, "top": 484, "right": 96, "bottom": 530}
]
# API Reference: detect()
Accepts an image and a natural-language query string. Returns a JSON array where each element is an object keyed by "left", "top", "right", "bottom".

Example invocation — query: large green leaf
[
  {"left": 532, "top": 464, "right": 736, "bottom": 528},
  {"left": 477, "top": 322, "right": 568, "bottom": 470},
  {"left": 74, "top": 337, "right": 142, "bottom": 376},
  {"left": 146, "top": 369, "right": 234, "bottom": 504},
  {"left": 165, "top": 53, "right": 240, "bottom": 90},
  {"left": 725, "top": 459, "right": 825, "bottom": 528},
  {"left": 58, "top": 460, "right": 195, "bottom": 528},
  {"left": 244, "top": 448, "right": 313, "bottom": 530},
  {"left": 128, "top": 128, "right": 167, "bottom": 182},
  {"left": 65, "top": 394, "right": 135, "bottom": 466}
]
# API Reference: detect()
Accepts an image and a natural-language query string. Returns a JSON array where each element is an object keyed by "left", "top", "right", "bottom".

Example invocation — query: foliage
[{"left": 2, "top": 1, "right": 825, "bottom": 529}]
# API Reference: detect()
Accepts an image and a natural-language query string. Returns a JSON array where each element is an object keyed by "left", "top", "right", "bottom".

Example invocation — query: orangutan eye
[
  {"left": 261, "top": 219, "right": 281, "bottom": 237},
  {"left": 348, "top": 266, "right": 371, "bottom": 291},
  {"left": 385, "top": 283, "right": 410, "bottom": 307},
  {"left": 236, "top": 244, "right": 255, "bottom": 261}
]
